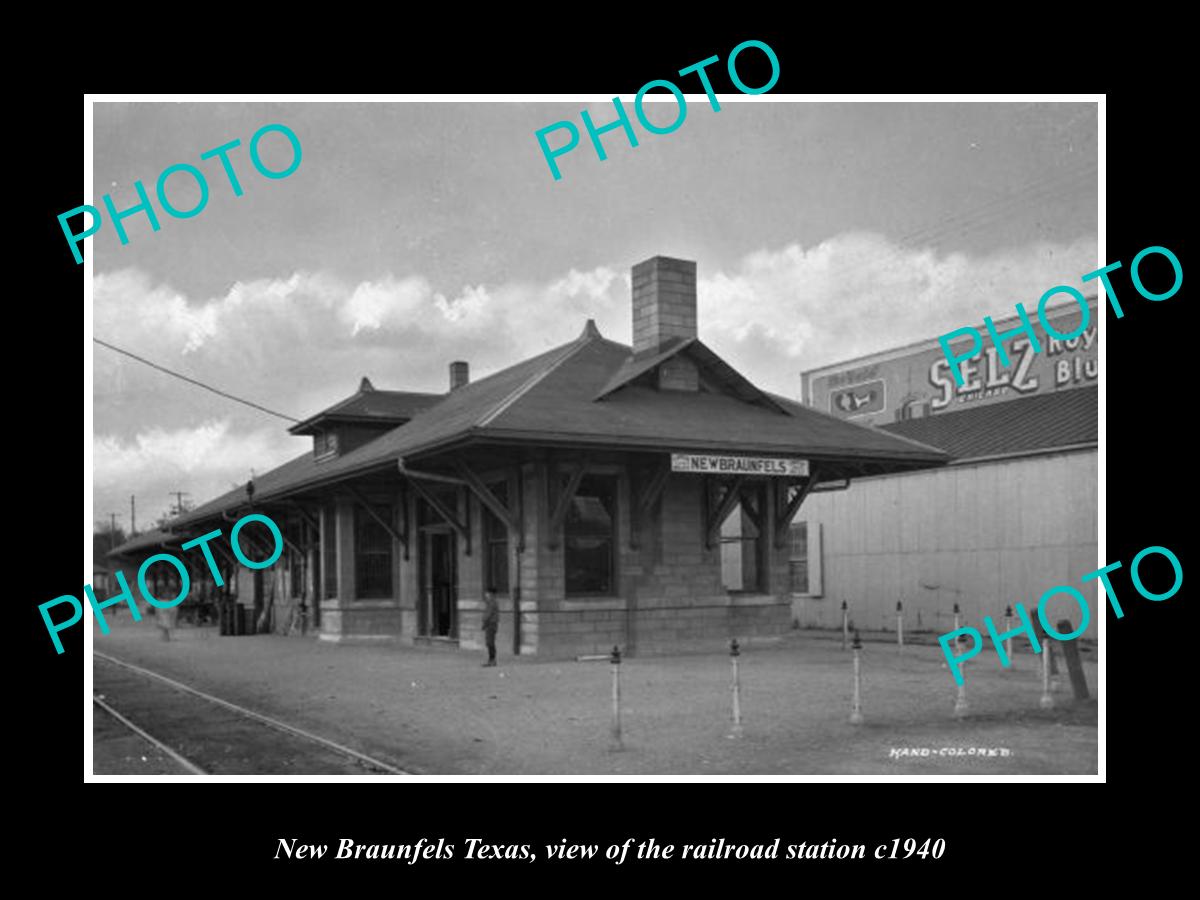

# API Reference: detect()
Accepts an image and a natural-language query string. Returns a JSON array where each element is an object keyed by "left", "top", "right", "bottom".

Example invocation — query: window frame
[
  {"left": 483, "top": 479, "right": 510, "bottom": 595},
  {"left": 563, "top": 473, "right": 619, "bottom": 598},
  {"left": 353, "top": 502, "right": 395, "bottom": 600},
  {"left": 719, "top": 482, "right": 768, "bottom": 595}
]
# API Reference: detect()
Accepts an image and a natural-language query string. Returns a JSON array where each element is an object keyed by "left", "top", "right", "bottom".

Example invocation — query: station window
[
  {"left": 290, "top": 544, "right": 304, "bottom": 599},
  {"left": 564, "top": 475, "right": 617, "bottom": 596},
  {"left": 354, "top": 504, "right": 394, "bottom": 599},
  {"left": 483, "top": 480, "right": 510, "bottom": 594},
  {"left": 719, "top": 483, "right": 766, "bottom": 593},
  {"left": 314, "top": 430, "right": 339, "bottom": 460},
  {"left": 789, "top": 521, "right": 809, "bottom": 594}
]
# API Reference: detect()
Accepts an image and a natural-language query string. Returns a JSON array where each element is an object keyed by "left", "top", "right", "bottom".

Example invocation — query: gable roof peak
[{"left": 359, "top": 376, "right": 375, "bottom": 393}]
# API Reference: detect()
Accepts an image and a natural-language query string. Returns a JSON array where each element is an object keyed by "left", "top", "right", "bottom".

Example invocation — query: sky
[{"left": 91, "top": 100, "right": 1098, "bottom": 530}]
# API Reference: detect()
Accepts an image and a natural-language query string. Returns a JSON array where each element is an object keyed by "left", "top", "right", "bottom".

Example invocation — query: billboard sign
[{"left": 802, "top": 298, "right": 1097, "bottom": 426}]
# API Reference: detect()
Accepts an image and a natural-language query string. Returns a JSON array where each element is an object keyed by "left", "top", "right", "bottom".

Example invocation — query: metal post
[
  {"left": 610, "top": 645, "right": 623, "bottom": 751},
  {"left": 1004, "top": 605, "right": 1015, "bottom": 670},
  {"left": 1040, "top": 644, "right": 1054, "bottom": 709},
  {"left": 841, "top": 600, "right": 849, "bottom": 651},
  {"left": 896, "top": 601, "right": 904, "bottom": 651},
  {"left": 729, "top": 639, "right": 743, "bottom": 738},
  {"left": 953, "top": 633, "right": 969, "bottom": 717},
  {"left": 850, "top": 631, "right": 864, "bottom": 725}
]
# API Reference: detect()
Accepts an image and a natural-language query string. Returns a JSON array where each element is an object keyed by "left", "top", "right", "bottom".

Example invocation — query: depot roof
[
  {"left": 172, "top": 321, "right": 950, "bottom": 529},
  {"left": 288, "top": 377, "right": 442, "bottom": 436},
  {"left": 107, "top": 528, "right": 179, "bottom": 558}
]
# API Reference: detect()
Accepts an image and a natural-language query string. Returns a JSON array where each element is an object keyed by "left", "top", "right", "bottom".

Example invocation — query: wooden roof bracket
[
  {"left": 286, "top": 499, "right": 319, "bottom": 533},
  {"left": 774, "top": 466, "right": 821, "bottom": 549},
  {"left": 705, "top": 476, "right": 747, "bottom": 549},
  {"left": 453, "top": 459, "right": 523, "bottom": 553},
  {"left": 547, "top": 457, "right": 589, "bottom": 551},
  {"left": 346, "top": 485, "right": 406, "bottom": 560},
  {"left": 403, "top": 473, "right": 470, "bottom": 555},
  {"left": 629, "top": 461, "right": 670, "bottom": 550}
]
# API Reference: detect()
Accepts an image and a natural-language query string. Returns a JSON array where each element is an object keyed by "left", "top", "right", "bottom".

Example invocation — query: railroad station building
[
  {"left": 129, "top": 256, "right": 949, "bottom": 659},
  {"left": 794, "top": 298, "right": 1099, "bottom": 642}
]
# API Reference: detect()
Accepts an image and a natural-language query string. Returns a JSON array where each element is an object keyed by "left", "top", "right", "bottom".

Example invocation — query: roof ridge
[{"left": 475, "top": 331, "right": 596, "bottom": 429}]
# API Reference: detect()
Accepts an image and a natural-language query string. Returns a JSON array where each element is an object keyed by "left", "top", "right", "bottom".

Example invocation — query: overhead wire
[{"left": 93, "top": 337, "right": 301, "bottom": 423}]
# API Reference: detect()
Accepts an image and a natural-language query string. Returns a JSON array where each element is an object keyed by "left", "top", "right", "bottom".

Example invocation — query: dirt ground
[
  {"left": 92, "top": 619, "right": 1098, "bottom": 775},
  {"left": 93, "top": 699, "right": 194, "bottom": 775}
]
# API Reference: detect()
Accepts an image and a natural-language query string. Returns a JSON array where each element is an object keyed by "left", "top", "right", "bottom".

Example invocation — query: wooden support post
[
  {"left": 286, "top": 500, "right": 319, "bottom": 533},
  {"left": 705, "top": 476, "right": 746, "bottom": 549},
  {"left": 774, "top": 469, "right": 820, "bottom": 549},
  {"left": 398, "top": 490, "right": 410, "bottom": 560},
  {"left": 630, "top": 462, "right": 670, "bottom": 551},
  {"left": 1055, "top": 619, "right": 1090, "bottom": 701},
  {"left": 276, "top": 525, "right": 303, "bottom": 557}
]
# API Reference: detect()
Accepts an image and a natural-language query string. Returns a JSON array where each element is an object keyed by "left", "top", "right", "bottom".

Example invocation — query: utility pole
[
  {"left": 130, "top": 495, "right": 136, "bottom": 536},
  {"left": 167, "top": 490, "right": 191, "bottom": 516}
]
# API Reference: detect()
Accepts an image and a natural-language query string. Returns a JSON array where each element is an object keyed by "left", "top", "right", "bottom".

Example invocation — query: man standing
[{"left": 481, "top": 590, "right": 500, "bottom": 667}]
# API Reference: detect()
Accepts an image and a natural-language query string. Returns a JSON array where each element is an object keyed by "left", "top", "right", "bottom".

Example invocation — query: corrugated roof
[{"left": 879, "top": 386, "right": 1097, "bottom": 460}]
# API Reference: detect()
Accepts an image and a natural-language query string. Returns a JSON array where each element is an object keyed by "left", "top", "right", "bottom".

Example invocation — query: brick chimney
[
  {"left": 632, "top": 256, "right": 697, "bottom": 357},
  {"left": 632, "top": 256, "right": 699, "bottom": 391},
  {"left": 449, "top": 361, "right": 470, "bottom": 391}
]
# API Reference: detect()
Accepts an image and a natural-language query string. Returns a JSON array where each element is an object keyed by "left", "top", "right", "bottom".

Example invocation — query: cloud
[
  {"left": 698, "top": 232, "right": 1098, "bottom": 389},
  {"left": 92, "top": 231, "right": 1097, "bottom": 519},
  {"left": 93, "top": 421, "right": 300, "bottom": 527}
]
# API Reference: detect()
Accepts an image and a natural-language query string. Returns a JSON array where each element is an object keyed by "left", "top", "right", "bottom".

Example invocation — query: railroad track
[{"left": 93, "top": 651, "right": 409, "bottom": 776}]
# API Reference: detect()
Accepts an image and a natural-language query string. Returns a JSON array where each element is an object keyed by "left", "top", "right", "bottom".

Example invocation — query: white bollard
[
  {"left": 850, "top": 631, "right": 864, "bottom": 725},
  {"left": 1004, "top": 605, "right": 1016, "bottom": 670},
  {"left": 1040, "top": 643, "right": 1055, "bottom": 709},
  {"left": 896, "top": 602, "right": 904, "bottom": 652},
  {"left": 610, "top": 645, "right": 624, "bottom": 750},
  {"left": 729, "top": 639, "right": 743, "bottom": 738},
  {"left": 954, "top": 633, "right": 970, "bottom": 718}
]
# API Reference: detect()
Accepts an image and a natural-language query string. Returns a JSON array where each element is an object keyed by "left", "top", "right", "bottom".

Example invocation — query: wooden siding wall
[{"left": 793, "top": 449, "right": 1099, "bottom": 641}]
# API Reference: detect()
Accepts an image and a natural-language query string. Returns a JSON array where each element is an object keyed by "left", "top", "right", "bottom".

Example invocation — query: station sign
[{"left": 671, "top": 454, "right": 809, "bottom": 477}]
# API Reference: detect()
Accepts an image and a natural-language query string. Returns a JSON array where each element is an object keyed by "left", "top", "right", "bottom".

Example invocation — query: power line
[
  {"left": 841, "top": 160, "right": 1098, "bottom": 287},
  {"left": 94, "top": 338, "right": 301, "bottom": 423},
  {"left": 896, "top": 161, "right": 1096, "bottom": 249}
]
